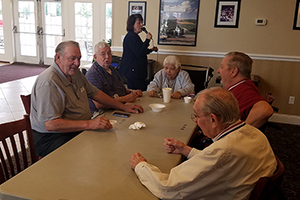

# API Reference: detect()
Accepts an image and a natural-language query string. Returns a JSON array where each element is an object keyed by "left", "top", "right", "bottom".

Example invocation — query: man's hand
[
  {"left": 124, "top": 92, "right": 139, "bottom": 103},
  {"left": 122, "top": 104, "right": 144, "bottom": 114},
  {"left": 164, "top": 138, "right": 192, "bottom": 157},
  {"left": 171, "top": 91, "right": 182, "bottom": 99},
  {"left": 130, "top": 152, "right": 147, "bottom": 169},
  {"left": 88, "top": 116, "right": 113, "bottom": 130},
  {"left": 148, "top": 90, "right": 157, "bottom": 97},
  {"left": 131, "top": 89, "right": 143, "bottom": 97}
]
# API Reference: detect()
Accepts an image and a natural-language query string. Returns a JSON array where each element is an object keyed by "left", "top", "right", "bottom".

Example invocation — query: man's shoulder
[
  {"left": 231, "top": 79, "right": 260, "bottom": 95},
  {"left": 35, "top": 65, "right": 57, "bottom": 84}
]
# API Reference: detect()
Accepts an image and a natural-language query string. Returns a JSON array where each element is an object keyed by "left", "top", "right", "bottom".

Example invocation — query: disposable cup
[
  {"left": 162, "top": 88, "right": 172, "bottom": 103},
  {"left": 184, "top": 96, "right": 192, "bottom": 103}
]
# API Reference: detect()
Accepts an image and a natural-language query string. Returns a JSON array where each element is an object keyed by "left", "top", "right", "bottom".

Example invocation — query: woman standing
[{"left": 120, "top": 14, "right": 158, "bottom": 91}]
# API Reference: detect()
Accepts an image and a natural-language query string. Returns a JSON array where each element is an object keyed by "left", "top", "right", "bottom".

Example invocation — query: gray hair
[
  {"left": 94, "top": 41, "right": 110, "bottom": 54},
  {"left": 54, "top": 41, "right": 80, "bottom": 61},
  {"left": 163, "top": 55, "right": 181, "bottom": 69},
  {"left": 197, "top": 87, "right": 240, "bottom": 125},
  {"left": 225, "top": 51, "right": 253, "bottom": 79}
]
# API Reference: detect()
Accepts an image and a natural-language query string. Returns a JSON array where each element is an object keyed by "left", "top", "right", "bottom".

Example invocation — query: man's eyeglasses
[
  {"left": 98, "top": 52, "right": 112, "bottom": 57},
  {"left": 191, "top": 113, "right": 208, "bottom": 121}
]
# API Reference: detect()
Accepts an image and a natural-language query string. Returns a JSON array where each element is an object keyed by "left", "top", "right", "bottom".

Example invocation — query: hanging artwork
[
  {"left": 293, "top": 0, "right": 300, "bottom": 30},
  {"left": 214, "top": 0, "right": 241, "bottom": 28},
  {"left": 158, "top": 0, "right": 200, "bottom": 46},
  {"left": 128, "top": 1, "right": 147, "bottom": 25}
]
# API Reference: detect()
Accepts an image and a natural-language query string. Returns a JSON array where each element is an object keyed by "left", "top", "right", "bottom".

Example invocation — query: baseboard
[{"left": 269, "top": 113, "right": 300, "bottom": 125}]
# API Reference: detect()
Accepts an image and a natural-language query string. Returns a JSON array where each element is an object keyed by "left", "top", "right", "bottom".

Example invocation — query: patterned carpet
[
  {"left": 0, "top": 62, "right": 48, "bottom": 83},
  {"left": 264, "top": 122, "right": 300, "bottom": 200}
]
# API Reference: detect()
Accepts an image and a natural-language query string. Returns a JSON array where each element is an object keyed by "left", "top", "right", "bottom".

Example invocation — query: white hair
[{"left": 163, "top": 56, "right": 181, "bottom": 69}]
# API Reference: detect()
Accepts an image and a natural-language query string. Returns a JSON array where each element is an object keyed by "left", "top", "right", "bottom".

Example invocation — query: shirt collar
[
  {"left": 53, "top": 62, "right": 72, "bottom": 86},
  {"left": 227, "top": 79, "right": 248, "bottom": 91},
  {"left": 212, "top": 120, "right": 246, "bottom": 142}
]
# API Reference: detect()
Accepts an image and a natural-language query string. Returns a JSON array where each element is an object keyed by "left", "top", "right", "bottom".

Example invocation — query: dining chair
[
  {"left": 181, "top": 64, "right": 214, "bottom": 94},
  {"left": 0, "top": 115, "right": 38, "bottom": 184},
  {"left": 249, "top": 156, "right": 286, "bottom": 200},
  {"left": 20, "top": 94, "right": 31, "bottom": 115}
]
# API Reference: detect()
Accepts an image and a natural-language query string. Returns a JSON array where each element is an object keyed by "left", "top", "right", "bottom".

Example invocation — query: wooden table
[{"left": 0, "top": 94, "right": 197, "bottom": 200}]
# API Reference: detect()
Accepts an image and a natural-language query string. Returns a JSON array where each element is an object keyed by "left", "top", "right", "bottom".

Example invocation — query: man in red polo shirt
[{"left": 217, "top": 51, "right": 273, "bottom": 129}]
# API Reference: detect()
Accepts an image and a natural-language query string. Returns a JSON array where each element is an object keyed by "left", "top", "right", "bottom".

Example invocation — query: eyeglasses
[
  {"left": 191, "top": 113, "right": 208, "bottom": 121},
  {"left": 97, "top": 52, "right": 112, "bottom": 57}
]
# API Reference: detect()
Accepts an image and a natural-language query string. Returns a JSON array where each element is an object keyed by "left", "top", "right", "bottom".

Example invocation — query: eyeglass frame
[
  {"left": 96, "top": 52, "right": 112, "bottom": 57},
  {"left": 191, "top": 113, "right": 209, "bottom": 121}
]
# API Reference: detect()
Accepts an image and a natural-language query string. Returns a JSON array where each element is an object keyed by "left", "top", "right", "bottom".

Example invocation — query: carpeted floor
[
  {"left": 264, "top": 122, "right": 300, "bottom": 200},
  {"left": 0, "top": 62, "right": 48, "bottom": 83}
]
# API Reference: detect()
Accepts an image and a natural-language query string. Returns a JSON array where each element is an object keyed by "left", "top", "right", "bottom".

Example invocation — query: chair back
[
  {"left": 181, "top": 64, "right": 214, "bottom": 94},
  {"left": 20, "top": 94, "right": 31, "bottom": 115},
  {"left": 0, "top": 115, "right": 38, "bottom": 184},
  {"left": 249, "top": 156, "right": 285, "bottom": 200}
]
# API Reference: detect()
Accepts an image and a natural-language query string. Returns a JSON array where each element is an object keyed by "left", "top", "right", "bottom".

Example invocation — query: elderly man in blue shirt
[{"left": 86, "top": 41, "right": 143, "bottom": 116}]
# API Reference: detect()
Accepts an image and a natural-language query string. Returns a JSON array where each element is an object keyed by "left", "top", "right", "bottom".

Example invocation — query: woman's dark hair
[{"left": 126, "top": 14, "right": 143, "bottom": 32}]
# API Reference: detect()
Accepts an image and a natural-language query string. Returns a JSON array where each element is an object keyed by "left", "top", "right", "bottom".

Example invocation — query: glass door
[
  {"left": 74, "top": 2, "right": 93, "bottom": 62},
  {"left": 42, "top": 0, "right": 63, "bottom": 64},
  {"left": 13, "top": 0, "right": 39, "bottom": 63},
  {"left": 13, "top": 0, "right": 63, "bottom": 65}
]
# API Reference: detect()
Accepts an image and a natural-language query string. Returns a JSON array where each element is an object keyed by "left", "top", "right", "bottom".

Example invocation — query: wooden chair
[
  {"left": 0, "top": 115, "right": 38, "bottom": 184},
  {"left": 249, "top": 156, "right": 286, "bottom": 200},
  {"left": 20, "top": 94, "right": 31, "bottom": 115}
]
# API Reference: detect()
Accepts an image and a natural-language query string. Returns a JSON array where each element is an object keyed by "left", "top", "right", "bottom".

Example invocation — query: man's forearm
[{"left": 44, "top": 118, "right": 89, "bottom": 133}]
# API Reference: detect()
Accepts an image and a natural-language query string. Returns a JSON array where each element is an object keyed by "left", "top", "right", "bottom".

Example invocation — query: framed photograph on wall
[
  {"left": 293, "top": 0, "right": 300, "bottom": 30},
  {"left": 158, "top": 0, "right": 200, "bottom": 46},
  {"left": 214, "top": 0, "right": 241, "bottom": 28},
  {"left": 128, "top": 1, "right": 147, "bottom": 25}
]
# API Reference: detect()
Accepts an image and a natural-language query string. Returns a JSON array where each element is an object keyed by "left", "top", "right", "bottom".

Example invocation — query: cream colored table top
[{"left": 0, "top": 94, "right": 196, "bottom": 200}]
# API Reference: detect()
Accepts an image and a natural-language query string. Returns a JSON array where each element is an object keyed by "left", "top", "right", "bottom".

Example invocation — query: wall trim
[
  {"left": 111, "top": 46, "right": 300, "bottom": 62},
  {"left": 269, "top": 113, "right": 300, "bottom": 125}
]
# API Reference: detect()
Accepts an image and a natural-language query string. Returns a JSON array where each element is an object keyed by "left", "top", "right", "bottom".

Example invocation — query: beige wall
[{"left": 112, "top": 0, "right": 300, "bottom": 116}]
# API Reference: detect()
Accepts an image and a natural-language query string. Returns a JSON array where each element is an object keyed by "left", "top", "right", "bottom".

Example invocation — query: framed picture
[
  {"left": 158, "top": 0, "right": 200, "bottom": 46},
  {"left": 214, "top": 0, "right": 241, "bottom": 28},
  {"left": 293, "top": 0, "right": 300, "bottom": 30},
  {"left": 128, "top": 1, "right": 147, "bottom": 25}
]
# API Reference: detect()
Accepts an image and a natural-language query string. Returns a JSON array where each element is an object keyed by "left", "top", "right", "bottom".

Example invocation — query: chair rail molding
[{"left": 111, "top": 46, "right": 300, "bottom": 62}]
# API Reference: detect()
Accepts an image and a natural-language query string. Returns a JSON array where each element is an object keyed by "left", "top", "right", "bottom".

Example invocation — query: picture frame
[
  {"left": 128, "top": 1, "right": 147, "bottom": 25},
  {"left": 158, "top": 0, "right": 200, "bottom": 46},
  {"left": 214, "top": 0, "right": 241, "bottom": 28},
  {"left": 293, "top": 0, "right": 300, "bottom": 30}
]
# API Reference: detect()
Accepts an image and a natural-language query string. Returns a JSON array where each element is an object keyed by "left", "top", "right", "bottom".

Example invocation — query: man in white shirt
[{"left": 130, "top": 87, "right": 277, "bottom": 200}]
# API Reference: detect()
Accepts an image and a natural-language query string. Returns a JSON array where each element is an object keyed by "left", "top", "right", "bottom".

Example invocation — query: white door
[{"left": 13, "top": 0, "right": 63, "bottom": 65}]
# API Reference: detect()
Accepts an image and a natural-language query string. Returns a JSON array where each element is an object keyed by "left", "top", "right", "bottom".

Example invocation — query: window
[
  {"left": 105, "top": 3, "right": 112, "bottom": 44},
  {"left": 44, "top": 1, "right": 62, "bottom": 58},
  {"left": 18, "top": 1, "right": 36, "bottom": 56},
  {"left": 74, "top": 2, "right": 93, "bottom": 61}
]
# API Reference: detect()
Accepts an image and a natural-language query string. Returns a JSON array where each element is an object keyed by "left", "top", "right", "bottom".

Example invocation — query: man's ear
[
  {"left": 210, "top": 113, "right": 219, "bottom": 129},
  {"left": 231, "top": 67, "right": 239, "bottom": 77},
  {"left": 55, "top": 53, "right": 61, "bottom": 63},
  {"left": 93, "top": 54, "right": 97, "bottom": 61}
]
